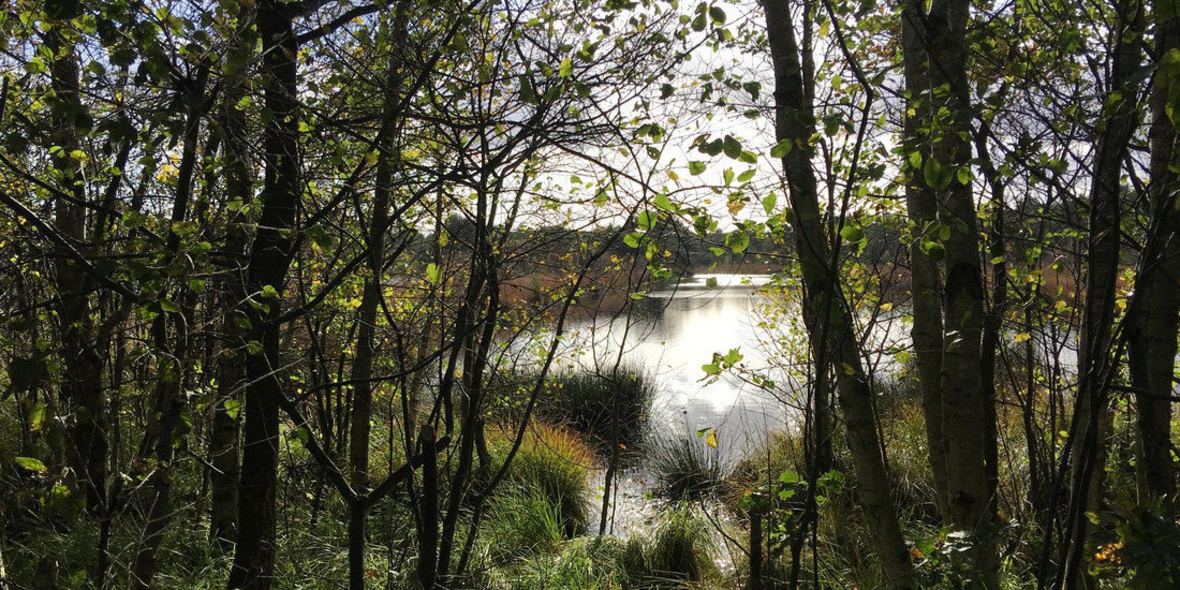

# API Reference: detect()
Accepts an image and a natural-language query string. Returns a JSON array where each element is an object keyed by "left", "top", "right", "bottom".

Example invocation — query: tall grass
[
  {"left": 647, "top": 434, "right": 725, "bottom": 501},
  {"left": 645, "top": 503, "right": 718, "bottom": 585},
  {"left": 488, "top": 421, "right": 597, "bottom": 537},
  {"left": 485, "top": 484, "right": 566, "bottom": 561},
  {"left": 531, "top": 369, "right": 655, "bottom": 452}
]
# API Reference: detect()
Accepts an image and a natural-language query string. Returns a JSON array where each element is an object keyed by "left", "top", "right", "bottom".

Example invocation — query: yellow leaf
[
  {"left": 1013, "top": 333, "right": 1031, "bottom": 343},
  {"left": 705, "top": 430, "right": 718, "bottom": 449}
]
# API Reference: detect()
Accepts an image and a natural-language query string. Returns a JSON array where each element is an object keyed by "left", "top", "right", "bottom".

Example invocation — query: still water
[{"left": 559, "top": 273, "right": 803, "bottom": 462}]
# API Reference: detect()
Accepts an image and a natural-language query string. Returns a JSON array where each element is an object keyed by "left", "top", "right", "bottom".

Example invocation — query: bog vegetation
[{"left": 0, "top": 0, "right": 1179, "bottom": 588}]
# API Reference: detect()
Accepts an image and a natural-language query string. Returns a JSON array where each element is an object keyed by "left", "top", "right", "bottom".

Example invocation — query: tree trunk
[
  {"left": 1063, "top": 2, "right": 1143, "bottom": 587},
  {"left": 762, "top": 0, "right": 914, "bottom": 586},
  {"left": 1126, "top": 0, "right": 1178, "bottom": 501},
  {"left": 901, "top": 1, "right": 997, "bottom": 583},
  {"left": 900, "top": 0, "right": 949, "bottom": 517},
  {"left": 132, "top": 65, "right": 208, "bottom": 588},
  {"left": 209, "top": 2, "right": 257, "bottom": 548},
  {"left": 47, "top": 20, "right": 108, "bottom": 515},
  {"left": 350, "top": 8, "right": 409, "bottom": 488},
  {"left": 227, "top": 2, "right": 300, "bottom": 587}
]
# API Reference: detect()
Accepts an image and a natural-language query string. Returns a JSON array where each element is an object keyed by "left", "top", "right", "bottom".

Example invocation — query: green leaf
[
  {"left": 15, "top": 456, "right": 46, "bottom": 473},
  {"left": 688, "top": 161, "right": 707, "bottom": 175},
  {"left": 762, "top": 192, "right": 777, "bottom": 215},
  {"left": 426, "top": 263, "right": 441, "bottom": 285},
  {"left": 223, "top": 399, "right": 242, "bottom": 420},
  {"left": 923, "top": 158, "right": 954, "bottom": 190},
  {"left": 637, "top": 210, "right": 657, "bottom": 231},
  {"left": 559, "top": 56, "right": 573, "bottom": 78},
  {"left": 726, "top": 230, "right": 750, "bottom": 253},
  {"left": 770, "top": 139, "right": 793, "bottom": 159},
  {"left": 839, "top": 225, "right": 865, "bottom": 243},
  {"left": 653, "top": 194, "right": 674, "bottom": 212},
  {"left": 722, "top": 135, "right": 742, "bottom": 159},
  {"left": 709, "top": 6, "right": 727, "bottom": 24},
  {"left": 159, "top": 299, "right": 181, "bottom": 313},
  {"left": 907, "top": 150, "right": 922, "bottom": 171},
  {"left": 246, "top": 340, "right": 264, "bottom": 356}
]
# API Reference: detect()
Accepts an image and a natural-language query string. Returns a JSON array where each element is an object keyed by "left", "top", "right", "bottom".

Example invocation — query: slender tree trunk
[
  {"left": 47, "top": 21, "right": 107, "bottom": 514},
  {"left": 901, "top": 1, "right": 997, "bottom": 584},
  {"left": 1063, "top": 2, "right": 1143, "bottom": 587},
  {"left": 210, "top": 3, "right": 257, "bottom": 547},
  {"left": 762, "top": 1, "right": 914, "bottom": 586},
  {"left": 350, "top": 8, "right": 409, "bottom": 487},
  {"left": 132, "top": 66, "right": 208, "bottom": 588},
  {"left": 1126, "top": 0, "right": 1178, "bottom": 501},
  {"left": 900, "top": 0, "right": 949, "bottom": 517},
  {"left": 227, "top": 2, "right": 300, "bottom": 587}
]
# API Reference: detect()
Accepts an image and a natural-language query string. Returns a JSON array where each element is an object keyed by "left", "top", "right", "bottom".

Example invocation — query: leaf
[
  {"left": 159, "top": 299, "right": 181, "bottom": 313},
  {"left": 726, "top": 230, "right": 750, "bottom": 253},
  {"left": 839, "top": 225, "right": 865, "bottom": 243},
  {"left": 1013, "top": 332, "right": 1032, "bottom": 343},
  {"left": 653, "top": 193, "right": 674, "bottom": 212},
  {"left": 223, "top": 399, "right": 242, "bottom": 420},
  {"left": 722, "top": 135, "right": 742, "bottom": 159},
  {"left": 559, "top": 56, "right": 573, "bottom": 78},
  {"left": 924, "top": 158, "right": 954, "bottom": 190},
  {"left": 709, "top": 6, "right": 727, "bottom": 24},
  {"left": 770, "top": 139, "right": 793, "bottom": 159},
  {"left": 15, "top": 456, "right": 46, "bottom": 473},
  {"left": 637, "top": 210, "right": 657, "bottom": 231},
  {"left": 705, "top": 430, "right": 719, "bottom": 448},
  {"left": 426, "top": 263, "right": 441, "bottom": 285},
  {"left": 688, "top": 161, "right": 707, "bottom": 175},
  {"left": 246, "top": 340, "right": 264, "bottom": 356},
  {"left": 762, "top": 192, "right": 777, "bottom": 214}
]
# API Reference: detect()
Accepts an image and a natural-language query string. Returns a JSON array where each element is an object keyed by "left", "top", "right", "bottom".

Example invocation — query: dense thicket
[{"left": 1, "top": 0, "right": 1178, "bottom": 588}]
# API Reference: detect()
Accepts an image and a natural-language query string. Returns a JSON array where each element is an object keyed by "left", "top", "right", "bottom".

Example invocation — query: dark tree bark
[
  {"left": 762, "top": 0, "right": 914, "bottom": 586},
  {"left": 901, "top": 1, "right": 997, "bottom": 584},
  {"left": 47, "top": 20, "right": 108, "bottom": 514},
  {"left": 1062, "top": 2, "right": 1144, "bottom": 588},
  {"left": 226, "top": 2, "right": 301, "bottom": 587},
  {"left": 1126, "top": 0, "right": 1179, "bottom": 501},
  {"left": 132, "top": 65, "right": 209, "bottom": 588},
  {"left": 209, "top": 3, "right": 258, "bottom": 547}
]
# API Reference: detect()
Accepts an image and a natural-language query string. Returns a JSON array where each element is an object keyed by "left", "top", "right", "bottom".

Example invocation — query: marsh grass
[
  {"left": 644, "top": 503, "right": 718, "bottom": 584},
  {"left": 531, "top": 369, "right": 655, "bottom": 452},
  {"left": 647, "top": 434, "right": 726, "bottom": 501},
  {"left": 488, "top": 421, "right": 597, "bottom": 537}
]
